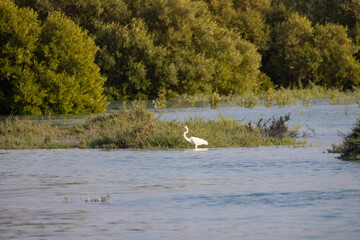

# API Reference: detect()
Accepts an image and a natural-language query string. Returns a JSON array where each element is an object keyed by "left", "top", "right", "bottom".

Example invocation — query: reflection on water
[
  {"left": 185, "top": 148, "right": 209, "bottom": 152},
  {"left": 1, "top": 103, "right": 360, "bottom": 240}
]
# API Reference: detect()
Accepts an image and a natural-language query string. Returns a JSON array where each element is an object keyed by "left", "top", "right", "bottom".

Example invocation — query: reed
[
  {"left": 264, "top": 88, "right": 275, "bottom": 107},
  {"left": 274, "top": 88, "right": 294, "bottom": 106}
]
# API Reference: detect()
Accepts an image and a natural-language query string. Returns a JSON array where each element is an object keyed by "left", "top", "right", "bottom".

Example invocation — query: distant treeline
[{"left": 1, "top": 0, "right": 360, "bottom": 114}]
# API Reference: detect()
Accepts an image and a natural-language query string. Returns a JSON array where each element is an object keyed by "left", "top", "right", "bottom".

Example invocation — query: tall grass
[{"left": 0, "top": 102, "right": 302, "bottom": 149}]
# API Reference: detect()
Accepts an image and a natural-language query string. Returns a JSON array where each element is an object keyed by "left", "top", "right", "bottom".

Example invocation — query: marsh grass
[
  {"left": 274, "top": 88, "right": 294, "bottom": 107},
  {"left": 277, "top": 86, "right": 360, "bottom": 105},
  {"left": 0, "top": 101, "right": 302, "bottom": 149},
  {"left": 167, "top": 86, "right": 360, "bottom": 108},
  {"left": 0, "top": 117, "right": 71, "bottom": 149}
]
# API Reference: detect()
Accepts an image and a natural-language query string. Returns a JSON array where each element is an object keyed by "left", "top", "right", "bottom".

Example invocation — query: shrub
[{"left": 331, "top": 118, "right": 360, "bottom": 161}]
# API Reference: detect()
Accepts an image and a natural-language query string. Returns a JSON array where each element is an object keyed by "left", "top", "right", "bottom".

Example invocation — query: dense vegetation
[
  {"left": 0, "top": 102, "right": 301, "bottom": 149},
  {"left": 0, "top": 0, "right": 107, "bottom": 114},
  {"left": 331, "top": 118, "right": 360, "bottom": 161},
  {"left": 1, "top": 0, "right": 360, "bottom": 114}
]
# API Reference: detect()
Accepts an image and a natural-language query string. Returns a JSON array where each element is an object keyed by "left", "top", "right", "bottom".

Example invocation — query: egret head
[{"left": 184, "top": 126, "right": 188, "bottom": 130}]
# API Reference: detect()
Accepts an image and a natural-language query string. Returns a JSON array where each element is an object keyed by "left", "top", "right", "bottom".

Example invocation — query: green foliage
[
  {"left": 265, "top": 13, "right": 314, "bottom": 88},
  {"left": 275, "top": 0, "right": 360, "bottom": 42},
  {"left": 138, "top": 0, "right": 263, "bottom": 95},
  {"left": 206, "top": 0, "right": 271, "bottom": 52},
  {"left": 214, "top": 32, "right": 262, "bottom": 95},
  {"left": 0, "top": 0, "right": 42, "bottom": 114},
  {"left": 271, "top": 0, "right": 360, "bottom": 66},
  {"left": 15, "top": 0, "right": 264, "bottom": 100},
  {"left": 265, "top": 13, "right": 360, "bottom": 90},
  {"left": 7, "top": 0, "right": 360, "bottom": 104},
  {"left": 312, "top": 23, "right": 360, "bottom": 89},
  {"left": 37, "top": 12, "right": 107, "bottom": 114},
  {"left": 0, "top": 1, "right": 107, "bottom": 114},
  {"left": 95, "top": 19, "right": 170, "bottom": 99}
]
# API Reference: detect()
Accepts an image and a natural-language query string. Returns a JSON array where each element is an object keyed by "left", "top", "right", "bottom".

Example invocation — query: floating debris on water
[
  {"left": 85, "top": 194, "right": 111, "bottom": 203},
  {"left": 64, "top": 196, "right": 71, "bottom": 203},
  {"left": 64, "top": 194, "right": 111, "bottom": 203}
]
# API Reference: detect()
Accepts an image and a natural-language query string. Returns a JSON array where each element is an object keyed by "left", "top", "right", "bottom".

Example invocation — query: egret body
[{"left": 183, "top": 126, "right": 208, "bottom": 148}]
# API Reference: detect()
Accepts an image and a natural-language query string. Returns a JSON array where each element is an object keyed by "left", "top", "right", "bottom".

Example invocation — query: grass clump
[
  {"left": 330, "top": 118, "right": 360, "bottom": 161},
  {"left": 237, "top": 93, "right": 258, "bottom": 108},
  {"left": 264, "top": 88, "right": 275, "bottom": 107},
  {"left": 0, "top": 102, "right": 303, "bottom": 149},
  {"left": 209, "top": 92, "right": 221, "bottom": 109}
]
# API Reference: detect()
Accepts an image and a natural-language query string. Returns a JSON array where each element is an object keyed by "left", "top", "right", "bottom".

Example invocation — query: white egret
[{"left": 183, "top": 126, "right": 208, "bottom": 149}]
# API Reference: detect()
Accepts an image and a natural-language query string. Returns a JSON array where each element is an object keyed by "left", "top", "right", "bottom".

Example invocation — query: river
[{"left": 1, "top": 102, "right": 359, "bottom": 239}]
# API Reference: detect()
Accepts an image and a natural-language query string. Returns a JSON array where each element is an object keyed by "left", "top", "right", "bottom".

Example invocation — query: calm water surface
[{"left": 1, "top": 103, "right": 360, "bottom": 239}]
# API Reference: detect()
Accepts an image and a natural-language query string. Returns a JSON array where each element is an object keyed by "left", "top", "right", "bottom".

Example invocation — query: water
[{"left": 1, "top": 103, "right": 360, "bottom": 239}]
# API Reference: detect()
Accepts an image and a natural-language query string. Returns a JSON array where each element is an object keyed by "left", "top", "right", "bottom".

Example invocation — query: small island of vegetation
[{"left": 0, "top": 102, "right": 302, "bottom": 149}]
